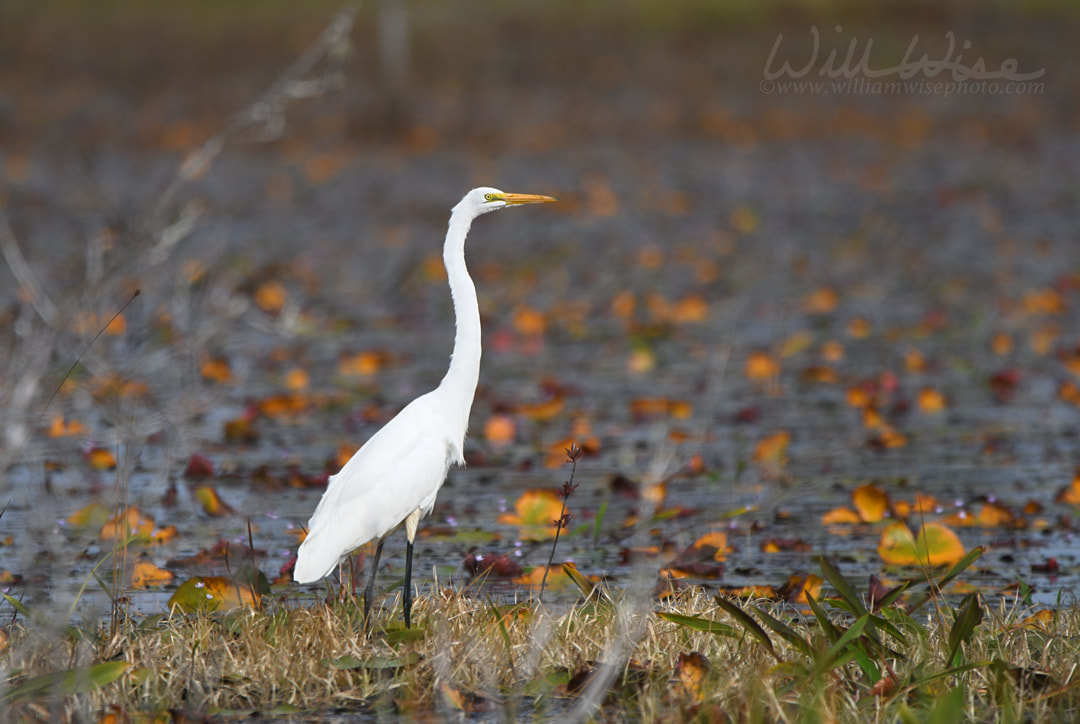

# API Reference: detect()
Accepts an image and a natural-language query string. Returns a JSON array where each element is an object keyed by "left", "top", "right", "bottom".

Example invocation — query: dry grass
[{"left": 3, "top": 583, "right": 1080, "bottom": 722}]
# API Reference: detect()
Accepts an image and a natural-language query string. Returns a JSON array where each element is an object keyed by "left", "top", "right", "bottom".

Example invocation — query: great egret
[{"left": 293, "top": 187, "right": 557, "bottom": 628}]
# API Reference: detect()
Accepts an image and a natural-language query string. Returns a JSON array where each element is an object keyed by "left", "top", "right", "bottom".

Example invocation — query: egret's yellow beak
[{"left": 502, "top": 193, "right": 558, "bottom": 206}]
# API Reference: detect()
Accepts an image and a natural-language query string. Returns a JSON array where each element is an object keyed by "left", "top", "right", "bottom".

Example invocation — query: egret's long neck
[{"left": 438, "top": 208, "right": 481, "bottom": 436}]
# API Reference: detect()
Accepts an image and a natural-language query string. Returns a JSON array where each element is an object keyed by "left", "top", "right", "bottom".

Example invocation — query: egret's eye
[{"left": 484, "top": 193, "right": 498, "bottom": 202}]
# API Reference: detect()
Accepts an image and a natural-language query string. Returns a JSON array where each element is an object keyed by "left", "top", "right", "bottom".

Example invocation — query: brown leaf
[
  {"left": 184, "top": 454, "right": 214, "bottom": 478},
  {"left": 463, "top": 552, "right": 522, "bottom": 579},
  {"left": 676, "top": 652, "right": 710, "bottom": 703},
  {"left": 131, "top": 560, "right": 174, "bottom": 589},
  {"left": 852, "top": 484, "right": 890, "bottom": 523}
]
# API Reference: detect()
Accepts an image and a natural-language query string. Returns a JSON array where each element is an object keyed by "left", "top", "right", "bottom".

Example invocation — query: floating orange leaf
[
  {"left": 71, "top": 311, "right": 127, "bottom": 336},
  {"left": 1030, "top": 325, "right": 1059, "bottom": 355},
  {"left": 718, "top": 584, "right": 780, "bottom": 599},
  {"left": 761, "top": 537, "right": 812, "bottom": 553},
  {"left": 803, "top": 287, "right": 839, "bottom": 314},
  {"left": 847, "top": 317, "right": 872, "bottom": 338},
  {"left": 254, "top": 281, "right": 287, "bottom": 314},
  {"left": 512, "top": 306, "right": 547, "bottom": 336},
  {"left": 439, "top": 679, "right": 468, "bottom": 710},
  {"left": 193, "top": 486, "right": 236, "bottom": 517},
  {"left": 513, "top": 565, "right": 569, "bottom": 589},
  {"left": 669, "top": 400, "right": 692, "bottom": 419},
  {"left": 101, "top": 507, "right": 171, "bottom": 543},
  {"left": 584, "top": 176, "right": 618, "bottom": 218},
  {"left": 200, "top": 357, "right": 232, "bottom": 384},
  {"left": 284, "top": 367, "right": 309, "bottom": 391},
  {"left": 1061, "top": 381, "right": 1080, "bottom": 407},
  {"left": 627, "top": 347, "right": 656, "bottom": 375},
  {"left": 131, "top": 561, "right": 174, "bottom": 588},
  {"left": 89, "top": 373, "right": 148, "bottom": 400},
  {"left": 259, "top": 393, "right": 308, "bottom": 417},
  {"left": 1022, "top": 288, "right": 1064, "bottom": 315},
  {"left": 878, "top": 521, "right": 965, "bottom": 567},
  {"left": 611, "top": 291, "right": 636, "bottom": 319},
  {"left": 1020, "top": 609, "right": 1056, "bottom": 630},
  {"left": 627, "top": 481, "right": 661, "bottom": 510},
  {"left": 1054, "top": 469, "right": 1080, "bottom": 505},
  {"left": 689, "top": 532, "right": 731, "bottom": 561},
  {"left": 862, "top": 407, "right": 886, "bottom": 430},
  {"left": 338, "top": 350, "right": 384, "bottom": 377},
  {"left": 991, "top": 332, "right": 1013, "bottom": 356},
  {"left": 67, "top": 502, "right": 110, "bottom": 529},
  {"left": 224, "top": 415, "right": 258, "bottom": 444},
  {"left": 1059, "top": 346, "right": 1080, "bottom": 378},
  {"left": 638, "top": 246, "right": 665, "bottom": 270},
  {"left": 422, "top": 253, "right": 447, "bottom": 281},
  {"left": 730, "top": 205, "right": 759, "bottom": 234},
  {"left": 801, "top": 365, "right": 838, "bottom": 384},
  {"left": 516, "top": 396, "right": 564, "bottom": 422},
  {"left": 484, "top": 414, "right": 516, "bottom": 447},
  {"left": 872, "top": 427, "right": 908, "bottom": 449},
  {"left": 302, "top": 151, "right": 351, "bottom": 185},
  {"left": 497, "top": 489, "right": 563, "bottom": 539},
  {"left": 335, "top": 444, "right": 358, "bottom": 470},
  {"left": 543, "top": 437, "right": 581, "bottom": 468},
  {"left": 821, "top": 507, "right": 862, "bottom": 525},
  {"left": 752, "top": 431, "right": 790, "bottom": 473},
  {"left": 821, "top": 340, "right": 844, "bottom": 361},
  {"left": 941, "top": 502, "right": 1017, "bottom": 528},
  {"left": 904, "top": 349, "right": 928, "bottom": 373},
  {"left": 897, "top": 492, "right": 940, "bottom": 518},
  {"left": 87, "top": 448, "right": 117, "bottom": 470},
  {"left": 847, "top": 386, "right": 873, "bottom": 409},
  {"left": 184, "top": 453, "right": 214, "bottom": 477},
  {"left": 780, "top": 573, "right": 823, "bottom": 604},
  {"left": 48, "top": 415, "right": 87, "bottom": 438},
  {"left": 676, "top": 652, "right": 710, "bottom": 703},
  {"left": 168, "top": 576, "right": 259, "bottom": 612},
  {"left": 917, "top": 387, "right": 947, "bottom": 413},
  {"left": 745, "top": 351, "right": 780, "bottom": 381},
  {"left": 670, "top": 295, "right": 708, "bottom": 323},
  {"left": 852, "top": 484, "right": 889, "bottom": 523},
  {"left": 780, "top": 331, "right": 814, "bottom": 358}
]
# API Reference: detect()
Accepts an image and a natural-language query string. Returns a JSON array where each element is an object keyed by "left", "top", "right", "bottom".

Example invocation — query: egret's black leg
[
  {"left": 403, "top": 539, "right": 415, "bottom": 629},
  {"left": 363, "top": 538, "right": 385, "bottom": 628}
]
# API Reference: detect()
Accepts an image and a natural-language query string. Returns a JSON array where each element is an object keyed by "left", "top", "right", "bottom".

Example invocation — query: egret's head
[{"left": 457, "top": 187, "right": 558, "bottom": 216}]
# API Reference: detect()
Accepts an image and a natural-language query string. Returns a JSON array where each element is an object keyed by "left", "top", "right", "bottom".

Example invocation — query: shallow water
[{"left": 1, "top": 7, "right": 1079, "bottom": 623}]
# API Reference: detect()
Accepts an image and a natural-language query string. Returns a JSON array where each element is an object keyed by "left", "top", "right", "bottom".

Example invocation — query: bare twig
[
  {"left": 0, "top": 217, "right": 58, "bottom": 326},
  {"left": 539, "top": 443, "right": 582, "bottom": 599},
  {"left": 144, "top": 7, "right": 356, "bottom": 269}
]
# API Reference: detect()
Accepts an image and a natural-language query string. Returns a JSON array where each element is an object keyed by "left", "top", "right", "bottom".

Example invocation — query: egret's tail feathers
[{"left": 293, "top": 529, "right": 341, "bottom": 583}]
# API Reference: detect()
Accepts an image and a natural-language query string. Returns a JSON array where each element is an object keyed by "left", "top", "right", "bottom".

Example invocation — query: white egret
[{"left": 293, "top": 187, "right": 557, "bottom": 628}]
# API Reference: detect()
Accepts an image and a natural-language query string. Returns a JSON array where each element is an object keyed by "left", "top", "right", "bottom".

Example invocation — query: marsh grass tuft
[{"left": 4, "top": 565, "right": 1080, "bottom": 721}]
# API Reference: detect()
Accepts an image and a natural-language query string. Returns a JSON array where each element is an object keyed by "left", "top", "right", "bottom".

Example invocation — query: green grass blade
[
  {"left": 935, "top": 546, "right": 985, "bottom": 592},
  {"left": 593, "top": 500, "right": 607, "bottom": 545},
  {"left": 818, "top": 556, "right": 867, "bottom": 617},
  {"left": 657, "top": 611, "right": 737, "bottom": 637},
  {"left": 925, "top": 685, "right": 966, "bottom": 724},
  {"left": 804, "top": 591, "right": 842, "bottom": 643},
  {"left": 3, "top": 661, "right": 129, "bottom": 702},
  {"left": 850, "top": 646, "right": 882, "bottom": 684},
  {"left": 751, "top": 605, "right": 814, "bottom": 657},
  {"left": 825, "top": 613, "right": 869, "bottom": 661},
  {"left": 947, "top": 594, "right": 984, "bottom": 667},
  {"left": 714, "top": 595, "right": 780, "bottom": 661},
  {"left": 874, "top": 579, "right": 912, "bottom": 610}
]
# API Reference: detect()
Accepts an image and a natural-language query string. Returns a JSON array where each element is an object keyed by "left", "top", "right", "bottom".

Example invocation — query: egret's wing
[{"left": 294, "top": 395, "right": 453, "bottom": 582}]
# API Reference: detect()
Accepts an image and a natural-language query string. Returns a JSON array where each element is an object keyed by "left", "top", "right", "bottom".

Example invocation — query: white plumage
[{"left": 293, "top": 187, "right": 556, "bottom": 627}]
